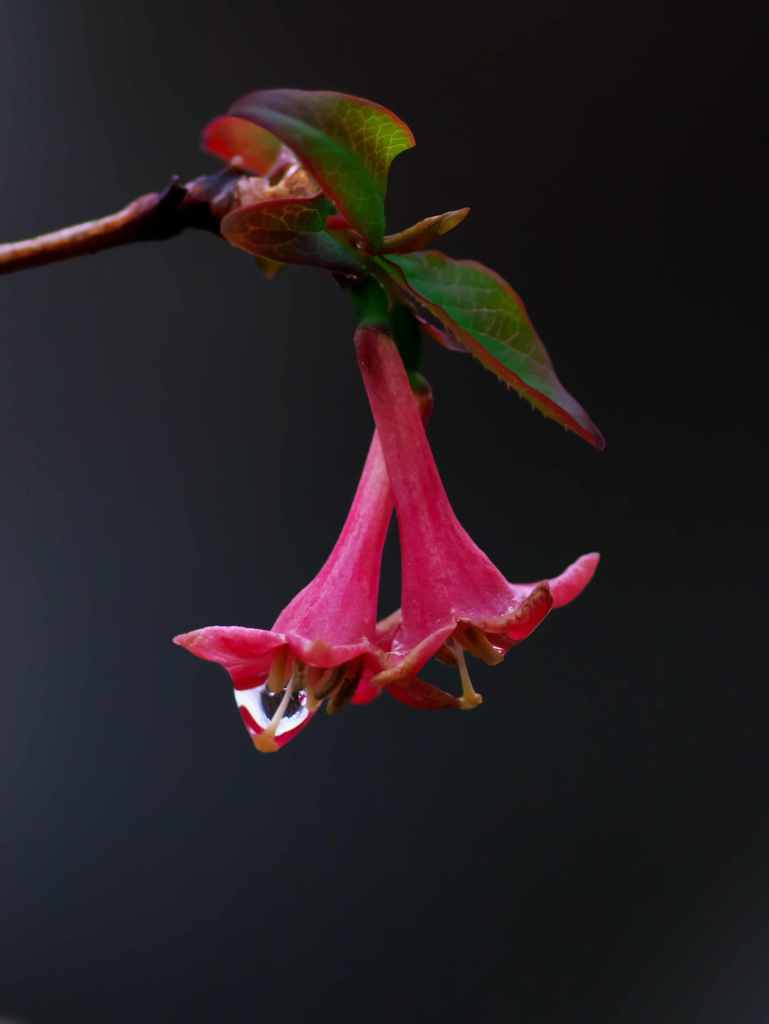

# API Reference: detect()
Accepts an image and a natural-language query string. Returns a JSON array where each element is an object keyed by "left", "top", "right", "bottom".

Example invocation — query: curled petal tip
[
  {"left": 575, "top": 551, "right": 601, "bottom": 577},
  {"left": 172, "top": 631, "right": 198, "bottom": 649},
  {"left": 548, "top": 552, "right": 601, "bottom": 609}
]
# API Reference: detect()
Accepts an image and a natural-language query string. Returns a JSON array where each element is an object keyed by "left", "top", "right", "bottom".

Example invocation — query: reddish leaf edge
[
  {"left": 201, "top": 115, "right": 284, "bottom": 176},
  {"left": 376, "top": 255, "right": 606, "bottom": 451},
  {"left": 227, "top": 90, "right": 416, "bottom": 248},
  {"left": 220, "top": 194, "right": 368, "bottom": 273}
]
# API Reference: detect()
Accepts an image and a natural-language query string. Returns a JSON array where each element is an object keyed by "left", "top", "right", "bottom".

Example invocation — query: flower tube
[
  {"left": 174, "top": 430, "right": 393, "bottom": 751},
  {"left": 355, "top": 326, "right": 599, "bottom": 709}
]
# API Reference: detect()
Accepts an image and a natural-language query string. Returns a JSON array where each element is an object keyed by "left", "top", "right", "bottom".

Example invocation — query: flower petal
[
  {"left": 173, "top": 626, "right": 282, "bottom": 688},
  {"left": 386, "top": 675, "right": 460, "bottom": 710},
  {"left": 546, "top": 552, "right": 601, "bottom": 608}
]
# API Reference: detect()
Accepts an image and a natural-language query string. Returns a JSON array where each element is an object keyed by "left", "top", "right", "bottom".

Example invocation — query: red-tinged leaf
[
  {"left": 221, "top": 195, "right": 368, "bottom": 273},
  {"left": 227, "top": 89, "right": 415, "bottom": 248},
  {"left": 386, "top": 676, "right": 460, "bottom": 710},
  {"left": 379, "top": 251, "right": 605, "bottom": 449},
  {"left": 371, "top": 256, "right": 468, "bottom": 353},
  {"left": 202, "top": 115, "right": 283, "bottom": 175},
  {"left": 381, "top": 208, "right": 470, "bottom": 254}
]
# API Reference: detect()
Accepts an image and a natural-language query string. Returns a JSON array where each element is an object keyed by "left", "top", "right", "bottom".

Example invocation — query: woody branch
[{"left": 0, "top": 172, "right": 236, "bottom": 276}]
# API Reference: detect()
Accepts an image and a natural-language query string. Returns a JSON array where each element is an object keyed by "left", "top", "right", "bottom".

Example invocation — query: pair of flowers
[{"left": 174, "top": 324, "right": 599, "bottom": 752}]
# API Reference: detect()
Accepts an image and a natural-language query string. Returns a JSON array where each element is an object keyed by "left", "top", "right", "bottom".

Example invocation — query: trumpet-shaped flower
[
  {"left": 355, "top": 326, "right": 599, "bottom": 709},
  {"left": 174, "top": 431, "right": 394, "bottom": 751}
]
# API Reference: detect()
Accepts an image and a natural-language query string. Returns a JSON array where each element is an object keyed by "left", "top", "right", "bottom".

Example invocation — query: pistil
[
  {"left": 449, "top": 640, "right": 483, "bottom": 711},
  {"left": 252, "top": 676, "right": 299, "bottom": 753}
]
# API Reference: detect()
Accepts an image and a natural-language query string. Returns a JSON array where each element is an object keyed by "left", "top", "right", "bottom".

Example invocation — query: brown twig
[{"left": 0, "top": 173, "right": 235, "bottom": 276}]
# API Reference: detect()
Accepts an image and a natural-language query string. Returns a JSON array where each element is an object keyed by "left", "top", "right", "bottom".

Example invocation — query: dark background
[{"left": 1, "top": 1, "right": 766, "bottom": 1021}]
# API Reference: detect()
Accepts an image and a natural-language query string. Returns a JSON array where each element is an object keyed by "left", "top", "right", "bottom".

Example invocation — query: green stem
[
  {"left": 350, "top": 276, "right": 391, "bottom": 331},
  {"left": 350, "top": 276, "right": 424, "bottom": 377}
]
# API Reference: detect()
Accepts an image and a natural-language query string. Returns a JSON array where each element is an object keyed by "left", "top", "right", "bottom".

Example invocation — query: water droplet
[{"left": 235, "top": 682, "right": 310, "bottom": 737}]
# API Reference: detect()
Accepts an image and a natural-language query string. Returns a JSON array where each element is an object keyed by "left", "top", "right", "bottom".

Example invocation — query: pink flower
[
  {"left": 174, "top": 324, "right": 599, "bottom": 749},
  {"left": 174, "top": 431, "right": 393, "bottom": 751},
  {"left": 355, "top": 326, "right": 599, "bottom": 710}
]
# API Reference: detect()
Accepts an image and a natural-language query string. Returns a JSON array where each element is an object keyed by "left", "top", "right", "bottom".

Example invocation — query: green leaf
[
  {"left": 227, "top": 89, "right": 415, "bottom": 249},
  {"left": 220, "top": 195, "right": 368, "bottom": 273},
  {"left": 381, "top": 208, "right": 470, "bottom": 254},
  {"left": 379, "top": 251, "right": 604, "bottom": 449}
]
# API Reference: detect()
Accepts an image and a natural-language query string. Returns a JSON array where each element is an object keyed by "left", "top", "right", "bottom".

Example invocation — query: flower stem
[{"left": 350, "top": 276, "right": 391, "bottom": 330}]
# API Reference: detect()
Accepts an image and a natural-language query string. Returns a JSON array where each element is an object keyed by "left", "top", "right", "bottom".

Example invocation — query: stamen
[
  {"left": 296, "top": 664, "right": 327, "bottom": 711},
  {"left": 449, "top": 640, "right": 483, "bottom": 711},
  {"left": 315, "top": 667, "right": 344, "bottom": 700},
  {"left": 454, "top": 623, "right": 505, "bottom": 666},
  {"left": 326, "top": 663, "right": 361, "bottom": 715},
  {"left": 266, "top": 648, "right": 289, "bottom": 694},
  {"left": 252, "top": 676, "right": 298, "bottom": 753}
]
